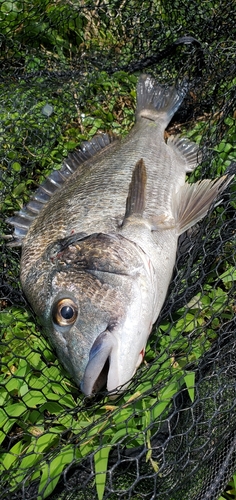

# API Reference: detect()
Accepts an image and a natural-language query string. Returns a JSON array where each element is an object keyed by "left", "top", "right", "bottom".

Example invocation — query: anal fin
[{"left": 174, "top": 175, "right": 234, "bottom": 235}]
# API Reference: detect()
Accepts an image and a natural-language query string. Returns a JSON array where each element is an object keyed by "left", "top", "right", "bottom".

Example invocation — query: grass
[
  {"left": 1, "top": 79, "right": 236, "bottom": 498},
  {"left": 0, "top": 2, "right": 236, "bottom": 498}
]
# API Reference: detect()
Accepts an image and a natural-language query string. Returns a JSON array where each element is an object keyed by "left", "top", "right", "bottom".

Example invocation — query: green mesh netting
[{"left": 0, "top": 1, "right": 236, "bottom": 499}]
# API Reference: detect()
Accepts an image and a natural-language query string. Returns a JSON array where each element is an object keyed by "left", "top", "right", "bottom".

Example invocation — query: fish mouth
[
  {"left": 89, "top": 357, "right": 110, "bottom": 394},
  {"left": 80, "top": 329, "right": 117, "bottom": 396},
  {"left": 80, "top": 329, "right": 146, "bottom": 397}
]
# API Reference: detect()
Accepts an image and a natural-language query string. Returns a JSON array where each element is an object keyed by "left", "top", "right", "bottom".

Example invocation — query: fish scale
[{"left": 7, "top": 74, "right": 233, "bottom": 396}]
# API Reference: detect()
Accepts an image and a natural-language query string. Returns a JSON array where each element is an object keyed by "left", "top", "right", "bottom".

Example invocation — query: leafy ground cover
[{"left": 0, "top": 66, "right": 236, "bottom": 499}]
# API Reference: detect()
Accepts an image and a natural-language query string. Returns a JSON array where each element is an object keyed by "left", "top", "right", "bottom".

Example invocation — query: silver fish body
[{"left": 7, "top": 75, "right": 233, "bottom": 396}]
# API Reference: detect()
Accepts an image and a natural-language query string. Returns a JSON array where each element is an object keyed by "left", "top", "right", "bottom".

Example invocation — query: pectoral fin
[
  {"left": 174, "top": 175, "right": 233, "bottom": 235},
  {"left": 124, "top": 158, "right": 147, "bottom": 220}
]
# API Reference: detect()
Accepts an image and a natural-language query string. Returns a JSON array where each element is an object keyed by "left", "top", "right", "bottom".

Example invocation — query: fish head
[{"left": 22, "top": 232, "right": 155, "bottom": 396}]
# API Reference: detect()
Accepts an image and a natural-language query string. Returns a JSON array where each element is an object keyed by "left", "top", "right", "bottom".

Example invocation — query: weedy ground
[{"left": 0, "top": 11, "right": 236, "bottom": 499}]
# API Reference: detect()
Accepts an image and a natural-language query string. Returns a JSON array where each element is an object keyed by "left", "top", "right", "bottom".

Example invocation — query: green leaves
[
  {"left": 184, "top": 372, "right": 195, "bottom": 403},
  {"left": 94, "top": 447, "right": 110, "bottom": 500},
  {"left": 1, "top": 22, "right": 235, "bottom": 498},
  {"left": 38, "top": 445, "right": 77, "bottom": 498},
  {"left": 219, "top": 266, "right": 236, "bottom": 285}
]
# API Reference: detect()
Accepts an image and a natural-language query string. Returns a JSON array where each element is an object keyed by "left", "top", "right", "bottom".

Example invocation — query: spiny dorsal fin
[
  {"left": 167, "top": 135, "right": 202, "bottom": 172},
  {"left": 6, "top": 132, "right": 119, "bottom": 246},
  {"left": 124, "top": 158, "right": 147, "bottom": 220},
  {"left": 62, "top": 132, "right": 118, "bottom": 176}
]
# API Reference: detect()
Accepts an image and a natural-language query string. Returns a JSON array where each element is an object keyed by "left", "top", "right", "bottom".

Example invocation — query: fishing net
[{"left": 0, "top": 1, "right": 236, "bottom": 499}]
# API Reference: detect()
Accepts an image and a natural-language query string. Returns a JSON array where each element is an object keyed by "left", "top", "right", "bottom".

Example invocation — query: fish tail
[{"left": 136, "top": 74, "right": 188, "bottom": 126}]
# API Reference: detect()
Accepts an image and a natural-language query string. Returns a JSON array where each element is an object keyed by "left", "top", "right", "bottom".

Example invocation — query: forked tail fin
[{"left": 136, "top": 74, "right": 188, "bottom": 126}]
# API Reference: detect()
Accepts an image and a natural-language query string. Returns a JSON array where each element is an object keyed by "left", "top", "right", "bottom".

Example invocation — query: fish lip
[
  {"left": 80, "top": 329, "right": 117, "bottom": 396},
  {"left": 80, "top": 329, "right": 146, "bottom": 397}
]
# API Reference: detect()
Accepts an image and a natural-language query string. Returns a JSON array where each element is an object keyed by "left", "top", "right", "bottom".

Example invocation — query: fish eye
[{"left": 52, "top": 298, "right": 78, "bottom": 326}]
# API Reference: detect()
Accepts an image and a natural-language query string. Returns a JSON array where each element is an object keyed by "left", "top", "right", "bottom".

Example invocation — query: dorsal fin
[
  {"left": 124, "top": 158, "right": 147, "bottom": 220},
  {"left": 167, "top": 135, "right": 202, "bottom": 172},
  {"left": 6, "top": 132, "right": 118, "bottom": 246}
]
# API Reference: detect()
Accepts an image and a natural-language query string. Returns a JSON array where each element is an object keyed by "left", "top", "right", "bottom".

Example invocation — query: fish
[{"left": 7, "top": 74, "right": 233, "bottom": 396}]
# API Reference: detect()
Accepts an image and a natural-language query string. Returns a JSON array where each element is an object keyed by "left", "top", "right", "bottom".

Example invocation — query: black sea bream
[{"left": 7, "top": 75, "right": 232, "bottom": 396}]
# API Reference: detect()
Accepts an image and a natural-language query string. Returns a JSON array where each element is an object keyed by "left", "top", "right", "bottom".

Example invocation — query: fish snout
[
  {"left": 80, "top": 329, "right": 117, "bottom": 396},
  {"left": 80, "top": 329, "right": 146, "bottom": 397}
]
